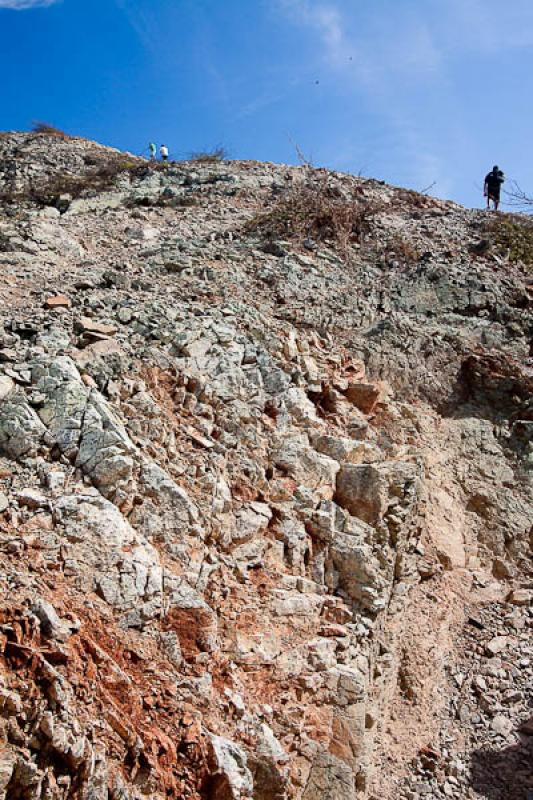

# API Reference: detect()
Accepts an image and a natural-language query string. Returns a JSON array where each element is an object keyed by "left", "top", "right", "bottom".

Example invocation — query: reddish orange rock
[
  {"left": 45, "top": 294, "right": 72, "bottom": 309},
  {"left": 344, "top": 381, "right": 384, "bottom": 414},
  {"left": 79, "top": 316, "right": 118, "bottom": 337}
]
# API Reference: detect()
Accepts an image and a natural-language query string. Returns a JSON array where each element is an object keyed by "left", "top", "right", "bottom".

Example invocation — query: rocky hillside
[{"left": 0, "top": 131, "right": 530, "bottom": 800}]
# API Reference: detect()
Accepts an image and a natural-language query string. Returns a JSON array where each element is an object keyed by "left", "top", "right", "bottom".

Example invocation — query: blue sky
[{"left": 1, "top": 0, "right": 532, "bottom": 207}]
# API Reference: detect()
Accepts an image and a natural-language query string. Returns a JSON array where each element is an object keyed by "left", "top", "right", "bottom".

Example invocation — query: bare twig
[
  {"left": 420, "top": 181, "right": 437, "bottom": 196},
  {"left": 504, "top": 181, "right": 533, "bottom": 212},
  {"left": 244, "top": 170, "right": 385, "bottom": 254},
  {"left": 285, "top": 133, "right": 315, "bottom": 168},
  {"left": 188, "top": 145, "right": 229, "bottom": 163}
]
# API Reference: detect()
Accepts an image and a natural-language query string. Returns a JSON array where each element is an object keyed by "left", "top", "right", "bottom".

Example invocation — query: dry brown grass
[
  {"left": 245, "top": 170, "right": 385, "bottom": 253},
  {"left": 188, "top": 146, "right": 229, "bottom": 163},
  {"left": 0, "top": 156, "right": 153, "bottom": 207},
  {"left": 385, "top": 232, "right": 420, "bottom": 265},
  {"left": 31, "top": 121, "right": 69, "bottom": 137}
]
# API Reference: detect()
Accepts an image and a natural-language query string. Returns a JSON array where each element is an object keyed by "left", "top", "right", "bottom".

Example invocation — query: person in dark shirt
[{"left": 484, "top": 165, "right": 505, "bottom": 211}]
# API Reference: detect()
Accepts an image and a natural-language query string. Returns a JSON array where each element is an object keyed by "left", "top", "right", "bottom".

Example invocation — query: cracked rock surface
[{"left": 0, "top": 132, "right": 531, "bottom": 799}]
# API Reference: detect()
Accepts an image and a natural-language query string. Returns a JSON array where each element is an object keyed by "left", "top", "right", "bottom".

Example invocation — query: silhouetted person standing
[
  {"left": 160, "top": 144, "right": 169, "bottom": 162},
  {"left": 484, "top": 165, "right": 505, "bottom": 211}
]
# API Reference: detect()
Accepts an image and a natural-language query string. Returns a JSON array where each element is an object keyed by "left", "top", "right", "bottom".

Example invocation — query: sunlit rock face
[{"left": 0, "top": 132, "right": 530, "bottom": 800}]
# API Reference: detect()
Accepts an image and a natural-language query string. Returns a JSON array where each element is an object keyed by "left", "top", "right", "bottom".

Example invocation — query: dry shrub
[
  {"left": 31, "top": 121, "right": 68, "bottom": 137},
  {"left": 245, "top": 170, "right": 383, "bottom": 253},
  {"left": 385, "top": 232, "right": 420, "bottom": 265},
  {"left": 6, "top": 157, "right": 147, "bottom": 207},
  {"left": 188, "top": 146, "right": 228, "bottom": 163},
  {"left": 29, "top": 159, "right": 133, "bottom": 203},
  {"left": 394, "top": 186, "right": 439, "bottom": 209},
  {"left": 0, "top": 155, "right": 177, "bottom": 208}
]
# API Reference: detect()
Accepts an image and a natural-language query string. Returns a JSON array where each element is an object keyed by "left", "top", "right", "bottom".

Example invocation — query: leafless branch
[
  {"left": 419, "top": 180, "right": 437, "bottom": 196},
  {"left": 504, "top": 180, "right": 533, "bottom": 212},
  {"left": 284, "top": 133, "right": 315, "bottom": 168}
]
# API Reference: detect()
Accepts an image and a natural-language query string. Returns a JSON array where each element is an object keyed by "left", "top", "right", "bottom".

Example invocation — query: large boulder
[
  {"left": 301, "top": 751, "right": 355, "bottom": 800},
  {"left": 0, "top": 390, "right": 46, "bottom": 458},
  {"left": 54, "top": 492, "right": 163, "bottom": 626},
  {"left": 164, "top": 579, "right": 218, "bottom": 655},
  {"left": 273, "top": 434, "right": 339, "bottom": 493},
  {"left": 33, "top": 356, "right": 135, "bottom": 500},
  {"left": 335, "top": 460, "right": 419, "bottom": 526},
  {"left": 206, "top": 734, "right": 253, "bottom": 800}
]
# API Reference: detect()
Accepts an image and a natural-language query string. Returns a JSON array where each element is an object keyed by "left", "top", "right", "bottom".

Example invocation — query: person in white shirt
[{"left": 160, "top": 144, "right": 169, "bottom": 161}]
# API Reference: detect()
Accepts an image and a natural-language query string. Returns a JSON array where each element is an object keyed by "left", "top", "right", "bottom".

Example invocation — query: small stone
[
  {"left": 17, "top": 488, "right": 49, "bottom": 510},
  {"left": 261, "top": 240, "right": 287, "bottom": 258},
  {"left": 117, "top": 307, "right": 133, "bottom": 324},
  {"left": 32, "top": 599, "right": 73, "bottom": 641},
  {"left": 45, "top": 471, "right": 66, "bottom": 494},
  {"left": 0, "top": 493, "right": 8, "bottom": 512},
  {"left": 45, "top": 294, "right": 71, "bottom": 309},
  {"left": 0, "top": 375, "right": 15, "bottom": 400},
  {"left": 418, "top": 559, "right": 438, "bottom": 579},
  {"left": 503, "top": 690, "right": 522, "bottom": 704},
  {"left": 78, "top": 316, "right": 118, "bottom": 337},
  {"left": 28, "top": 391, "right": 46, "bottom": 406},
  {"left": 4, "top": 367, "right": 30, "bottom": 384},
  {"left": 492, "top": 557, "right": 514, "bottom": 579},
  {"left": 412, "top": 782, "right": 432, "bottom": 796},
  {"left": 507, "top": 589, "right": 531, "bottom": 606},
  {"left": 81, "top": 374, "right": 98, "bottom": 388},
  {"left": 74, "top": 278, "right": 96, "bottom": 290},
  {"left": 485, "top": 636, "right": 508, "bottom": 657},
  {"left": 491, "top": 714, "right": 513, "bottom": 736},
  {"left": 318, "top": 622, "right": 348, "bottom": 638},
  {"left": 344, "top": 381, "right": 383, "bottom": 414}
]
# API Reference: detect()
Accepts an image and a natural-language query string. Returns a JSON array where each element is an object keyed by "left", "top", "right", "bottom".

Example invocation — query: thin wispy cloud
[
  {"left": 0, "top": 0, "right": 59, "bottom": 8},
  {"left": 113, "top": 0, "right": 160, "bottom": 52},
  {"left": 277, "top": 0, "right": 443, "bottom": 90},
  {"left": 278, "top": 0, "right": 349, "bottom": 66},
  {"left": 276, "top": 0, "right": 450, "bottom": 193}
]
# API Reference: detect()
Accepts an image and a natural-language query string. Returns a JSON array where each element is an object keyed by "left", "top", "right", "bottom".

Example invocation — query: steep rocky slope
[{"left": 0, "top": 131, "right": 530, "bottom": 800}]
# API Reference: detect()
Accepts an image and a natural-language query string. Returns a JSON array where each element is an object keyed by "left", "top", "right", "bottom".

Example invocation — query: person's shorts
[{"left": 488, "top": 189, "right": 500, "bottom": 201}]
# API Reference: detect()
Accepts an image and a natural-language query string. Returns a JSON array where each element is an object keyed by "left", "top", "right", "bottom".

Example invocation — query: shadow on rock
[{"left": 470, "top": 718, "right": 533, "bottom": 799}]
